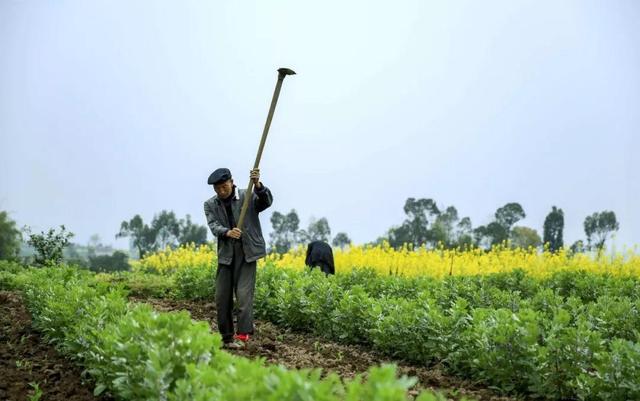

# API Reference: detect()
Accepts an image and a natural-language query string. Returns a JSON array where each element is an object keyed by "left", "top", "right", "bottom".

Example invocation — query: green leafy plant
[
  {"left": 25, "top": 225, "right": 74, "bottom": 266},
  {"left": 28, "top": 382, "right": 43, "bottom": 401}
]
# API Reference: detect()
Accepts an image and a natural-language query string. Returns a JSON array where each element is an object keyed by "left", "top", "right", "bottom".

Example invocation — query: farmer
[
  {"left": 204, "top": 167, "right": 273, "bottom": 349},
  {"left": 305, "top": 240, "right": 335, "bottom": 275}
]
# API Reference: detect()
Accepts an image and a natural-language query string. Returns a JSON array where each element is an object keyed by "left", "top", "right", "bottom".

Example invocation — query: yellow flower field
[
  {"left": 265, "top": 242, "right": 640, "bottom": 278},
  {"left": 136, "top": 242, "right": 640, "bottom": 278},
  {"left": 133, "top": 243, "right": 217, "bottom": 274}
]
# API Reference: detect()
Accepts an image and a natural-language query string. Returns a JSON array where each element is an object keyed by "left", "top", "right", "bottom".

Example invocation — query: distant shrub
[
  {"left": 26, "top": 225, "right": 74, "bottom": 266},
  {"left": 89, "top": 251, "right": 130, "bottom": 272}
]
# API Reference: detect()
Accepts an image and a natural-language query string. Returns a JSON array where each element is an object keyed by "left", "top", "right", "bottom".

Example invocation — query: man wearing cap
[{"left": 204, "top": 167, "right": 273, "bottom": 349}]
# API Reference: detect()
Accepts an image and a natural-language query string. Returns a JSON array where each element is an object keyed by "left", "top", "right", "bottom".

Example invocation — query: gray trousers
[{"left": 215, "top": 240, "right": 256, "bottom": 343}]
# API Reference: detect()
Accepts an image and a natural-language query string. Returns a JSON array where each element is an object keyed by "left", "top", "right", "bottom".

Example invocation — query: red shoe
[{"left": 234, "top": 333, "right": 250, "bottom": 342}]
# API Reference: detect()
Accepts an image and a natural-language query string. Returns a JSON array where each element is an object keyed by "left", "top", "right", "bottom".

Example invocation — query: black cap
[{"left": 208, "top": 168, "right": 232, "bottom": 185}]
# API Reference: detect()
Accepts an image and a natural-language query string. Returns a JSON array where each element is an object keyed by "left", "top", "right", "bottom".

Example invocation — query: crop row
[
  {"left": 86, "top": 262, "right": 640, "bottom": 400},
  {"left": 13, "top": 258, "right": 637, "bottom": 400},
  {"left": 251, "top": 266, "right": 640, "bottom": 400},
  {"left": 0, "top": 261, "right": 463, "bottom": 401},
  {"left": 90, "top": 262, "right": 640, "bottom": 400}
]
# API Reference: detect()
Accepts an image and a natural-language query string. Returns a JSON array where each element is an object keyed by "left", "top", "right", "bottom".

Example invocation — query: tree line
[
  {"left": 379, "top": 198, "right": 619, "bottom": 252},
  {"left": 267, "top": 199, "right": 620, "bottom": 254},
  {"left": 0, "top": 201, "right": 621, "bottom": 265}
]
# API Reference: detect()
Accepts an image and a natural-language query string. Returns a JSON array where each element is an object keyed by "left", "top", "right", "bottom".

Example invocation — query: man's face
[{"left": 214, "top": 179, "right": 234, "bottom": 199}]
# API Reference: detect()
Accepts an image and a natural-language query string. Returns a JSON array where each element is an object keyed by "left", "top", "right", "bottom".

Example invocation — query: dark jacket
[
  {"left": 305, "top": 240, "right": 335, "bottom": 275},
  {"left": 204, "top": 185, "right": 273, "bottom": 264}
]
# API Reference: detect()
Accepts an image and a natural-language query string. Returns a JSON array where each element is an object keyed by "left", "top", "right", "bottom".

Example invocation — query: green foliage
[
  {"left": 332, "top": 232, "right": 351, "bottom": 248},
  {"left": 273, "top": 270, "right": 318, "bottom": 331},
  {"left": 12, "top": 264, "right": 460, "bottom": 401},
  {"left": 464, "top": 308, "right": 541, "bottom": 393},
  {"left": 28, "top": 382, "right": 43, "bottom": 401},
  {"left": 578, "top": 339, "right": 640, "bottom": 401},
  {"left": 570, "top": 239, "right": 586, "bottom": 254},
  {"left": 0, "top": 259, "right": 25, "bottom": 273},
  {"left": 26, "top": 225, "right": 74, "bottom": 266},
  {"left": 495, "top": 203, "right": 526, "bottom": 233},
  {"left": 250, "top": 265, "right": 640, "bottom": 400},
  {"left": 389, "top": 198, "right": 439, "bottom": 248},
  {"left": 94, "top": 305, "right": 218, "bottom": 399},
  {"left": 543, "top": 206, "right": 564, "bottom": 252},
  {"left": 20, "top": 262, "right": 639, "bottom": 401},
  {"left": 370, "top": 296, "right": 449, "bottom": 364},
  {"left": 0, "top": 260, "right": 26, "bottom": 290},
  {"left": 89, "top": 250, "right": 130, "bottom": 272},
  {"left": 585, "top": 296, "right": 640, "bottom": 341},
  {"left": 510, "top": 226, "right": 542, "bottom": 249},
  {"left": 179, "top": 214, "right": 208, "bottom": 246},
  {"left": 331, "top": 285, "right": 375, "bottom": 344},
  {"left": 118, "top": 211, "right": 207, "bottom": 257},
  {"left": 584, "top": 210, "right": 619, "bottom": 251},
  {"left": 171, "top": 357, "right": 343, "bottom": 401},
  {"left": 386, "top": 199, "right": 474, "bottom": 249},
  {"left": 474, "top": 222, "right": 508, "bottom": 248},
  {"left": 172, "top": 265, "right": 215, "bottom": 300},
  {"left": 475, "top": 203, "right": 526, "bottom": 248},
  {"left": 303, "top": 217, "right": 332, "bottom": 243},
  {"left": 0, "top": 211, "right": 22, "bottom": 260},
  {"left": 269, "top": 209, "right": 301, "bottom": 253},
  {"left": 117, "top": 214, "right": 156, "bottom": 257},
  {"left": 530, "top": 311, "right": 604, "bottom": 400},
  {"left": 100, "top": 271, "right": 175, "bottom": 298}
]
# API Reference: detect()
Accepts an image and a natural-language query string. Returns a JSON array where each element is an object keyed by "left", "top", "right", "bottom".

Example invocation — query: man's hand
[
  {"left": 226, "top": 228, "right": 242, "bottom": 239},
  {"left": 250, "top": 169, "right": 262, "bottom": 189}
]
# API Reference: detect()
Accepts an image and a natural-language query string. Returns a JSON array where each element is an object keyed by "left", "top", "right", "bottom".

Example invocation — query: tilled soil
[
  {"left": 0, "top": 291, "right": 112, "bottom": 401},
  {"left": 132, "top": 296, "right": 522, "bottom": 401}
]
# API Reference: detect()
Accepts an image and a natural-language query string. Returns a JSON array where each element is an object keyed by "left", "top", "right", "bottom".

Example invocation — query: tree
[
  {"left": 387, "top": 224, "right": 413, "bottom": 249},
  {"left": 26, "top": 225, "right": 74, "bottom": 266},
  {"left": 332, "top": 232, "right": 351, "bottom": 249},
  {"left": 388, "top": 198, "right": 439, "bottom": 248},
  {"left": 305, "top": 217, "right": 331, "bottom": 243},
  {"left": 584, "top": 210, "right": 619, "bottom": 251},
  {"left": 178, "top": 214, "right": 208, "bottom": 245},
  {"left": 543, "top": 206, "right": 564, "bottom": 252},
  {"left": 385, "top": 198, "right": 471, "bottom": 249},
  {"left": 510, "top": 226, "right": 542, "bottom": 249},
  {"left": 475, "top": 203, "right": 526, "bottom": 248},
  {"left": 117, "top": 211, "right": 207, "bottom": 258},
  {"left": 432, "top": 206, "right": 459, "bottom": 247},
  {"left": 570, "top": 240, "right": 585, "bottom": 254},
  {"left": 269, "top": 210, "right": 301, "bottom": 253},
  {"left": 151, "top": 210, "right": 181, "bottom": 249},
  {"left": 0, "top": 211, "right": 22, "bottom": 261},
  {"left": 117, "top": 215, "right": 157, "bottom": 258},
  {"left": 455, "top": 217, "right": 474, "bottom": 248},
  {"left": 474, "top": 222, "right": 508, "bottom": 248},
  {"left": 403, "top": 198, "right": 440, "bottom": 247},
  {"left": 495, "top": 202, "right": 526, "bottom": 233}
]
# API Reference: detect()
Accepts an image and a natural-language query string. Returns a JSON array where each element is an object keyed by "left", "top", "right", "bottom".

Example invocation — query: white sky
[{"left": 1, "top": 0, "right": 638, "bottom": 249}]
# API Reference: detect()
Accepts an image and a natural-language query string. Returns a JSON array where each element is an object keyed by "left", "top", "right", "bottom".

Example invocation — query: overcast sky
[{"left": 1, "top": 0, "right": 638, "bottom": 250}]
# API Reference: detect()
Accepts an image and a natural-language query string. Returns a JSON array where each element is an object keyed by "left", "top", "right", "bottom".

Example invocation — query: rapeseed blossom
[
  {"left": 134, "top": 243, "right": 216, "bottom": 274},
  {"left": 138, "top": 241, "right": 640, "bottom": 278}
]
